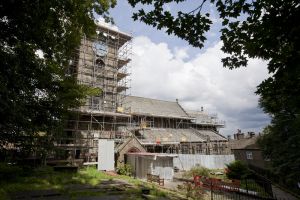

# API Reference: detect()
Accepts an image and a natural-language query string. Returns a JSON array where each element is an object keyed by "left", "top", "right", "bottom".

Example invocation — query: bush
[
  {"left": 185, "top": 182, "right": 205, "bottom": 200},
  {"left": 0, "top": 163, "right": 23, "bottom": 181},
  {"left": 183, "top": 166, "right": 210, "bottom": 178},
  {"left": 116, "top": 164, "right": 132, "bottom": 176},
  {"left": 226, "top": 160, "right": 251, "bottom": 180}
]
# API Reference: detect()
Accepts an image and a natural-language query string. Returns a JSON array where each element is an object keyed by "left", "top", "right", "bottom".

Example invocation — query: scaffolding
[
  {"left": 57, "top": 24, "right": 133, "bottom": 163},
  {"left": 71, "top": 25, "right": 132, "bottom": 112},
  {"left": 54, "top": 24, "right": 229, "bottom": 163}
]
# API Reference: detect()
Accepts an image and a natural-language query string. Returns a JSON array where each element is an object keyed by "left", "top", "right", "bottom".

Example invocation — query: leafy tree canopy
[
  {"left": 0, "top": 0, "right": 115, "bottom": 155},
  {"left": 226, "top": 160, "right": 251, "bottom": 180},
  {"left": 128, "top": 0, "right": 300, "bottom": 190}
]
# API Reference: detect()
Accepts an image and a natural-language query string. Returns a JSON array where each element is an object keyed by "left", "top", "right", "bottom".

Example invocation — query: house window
[
  {"left": 246, "top": 151, "right": 253, "bottom": 160},
  {"left": 95, "top": 57, "right": 105, "bottom": 68}
]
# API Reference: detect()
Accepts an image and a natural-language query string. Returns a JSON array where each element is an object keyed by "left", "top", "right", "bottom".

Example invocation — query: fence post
[
  {"left": 211, "top": 180, "right": 213, "bottom": 200},
  {"left": 245, "top": 179, "right": 248, "bottom": 194}
]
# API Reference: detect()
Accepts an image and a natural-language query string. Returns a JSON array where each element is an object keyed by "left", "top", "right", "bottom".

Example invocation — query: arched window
[
  {"left": 128, "top": 147, "right": 141, "bottom": 153},
  {"left": 95, "top": 57, "right": 105, "bottom": 68}
]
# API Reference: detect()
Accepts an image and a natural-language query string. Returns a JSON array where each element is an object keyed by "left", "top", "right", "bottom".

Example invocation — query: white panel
[
  {"left": 152, "top": 157, "right": 174, "bottom": 180},
  {"left": 98, "top": 139, "right": 114, "bottom": 171},
  {"left": 173, "top": 154, "right": 235, "bottom": 170}
]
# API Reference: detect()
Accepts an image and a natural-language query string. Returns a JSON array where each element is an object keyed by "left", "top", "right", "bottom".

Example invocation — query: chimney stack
[
  {"left": 234, "top": 129, "right": 244, "bottom": 140},
  {"left": 248, "top": 132, "right": 255, "bottom": 138}
]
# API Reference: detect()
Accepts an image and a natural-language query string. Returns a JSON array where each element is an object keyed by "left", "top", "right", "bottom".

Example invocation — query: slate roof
[
  {"left": 136, "top": 128, "right": 205, "bottom": 144},
  {"left": 135, "top": 128, "right": 227, "bottom": 144},
  {"left": 195, "top": 129, "right": 228, "bottom": 141},
  {"left": 124, "top": 96, "right": 192, "bottom": 119},
  {"left": 229, "top": 136, "right": 259, "bottom": 150}
]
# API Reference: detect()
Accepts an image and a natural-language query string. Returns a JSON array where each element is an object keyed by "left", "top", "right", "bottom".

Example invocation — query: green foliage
[
  {"left": 258, "top": 125, "right": 300, "bottom": 193},
  {"left": 0, "top": 164, "right": 183, "bottom": 199},
  {"left": 129, "top": 0, "right": 300, "bottom": 191},
  {"left": 183, "top": 166, "right": 210, "bottom": 178},
  {"left": 226, "top": 160, "right": 251, "bottom": 180},
  {"left": 0, "top": 165, "right": 111, "bottom": 195},
  {"left": 0, "top": 163, "right": 23, "bottom": 180},
  {"left": 184, "top": 182, "right": 204, "bottom": 200},
  {"left": 0, "top": 0, "right": 113, "bottom": 155},
  {"left": 128, "top": 0, "right": 211, "bottom": 49},
  {"left": 129, "top": 0, "right": 299, "bottom": 68},
  {"left": 116, "top": 164, "right": 132, "bottom": 176},
  {"left": 240, "top": 179, "right": 269, "bottom": 198}
]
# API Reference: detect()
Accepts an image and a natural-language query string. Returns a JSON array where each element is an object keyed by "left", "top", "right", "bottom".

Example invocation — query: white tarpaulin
[
  {"left": 126, "top": 153, "right": 175, "bottom": 180},
  {"left": 98, "top": 139, "right": 114, "bottom": 171},
  {"left": 174, "top": 154, "right": 235, "bottom": 170}
]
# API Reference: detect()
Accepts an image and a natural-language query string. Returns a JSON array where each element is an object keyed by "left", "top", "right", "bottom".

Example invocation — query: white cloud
[
  {"left": 173, "top": 47, "right": 190, "bottom": 60},
  {"left": 130, "top": 36, "right": 270, "bottom": 135}
]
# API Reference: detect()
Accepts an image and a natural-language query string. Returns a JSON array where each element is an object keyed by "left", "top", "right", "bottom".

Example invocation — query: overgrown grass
[
  {"left": 182, "top": 166, "right": 229, "bottom": 182},
  {"left": 0, "top": 164, "right": 183, "bottom": 200},
  {"left": 182, "top": 166, "right": 211, "bottom": 179},
  {"left": 209, "top": 169, "right": 229, "bottom": 181},
  {"left": 0, "top": 165, "right": 113, "bottom": 198}
]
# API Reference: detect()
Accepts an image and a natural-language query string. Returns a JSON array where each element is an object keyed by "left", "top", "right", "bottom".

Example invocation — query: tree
[
  {"left": 226, "top": 160, "right": 251, "bottom": 180},
  {"left": 128, "top": 0, "right": 300, "bottom": 190},
  {"left": 0, "top": 0, "right": 116, "bottom": 158}
]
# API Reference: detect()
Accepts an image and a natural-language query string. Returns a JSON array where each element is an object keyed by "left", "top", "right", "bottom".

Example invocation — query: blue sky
[
  {"left": 106, "top": 1, "right": 270, "bottom": 136},
  {"left": 110, "top": 1, "right": 220, "bottom": 54}
]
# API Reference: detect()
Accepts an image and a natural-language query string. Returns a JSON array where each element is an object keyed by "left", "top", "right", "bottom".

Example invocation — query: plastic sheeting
[
  {"left": 174, "top": 154, "right": 235, "bottom": 170},
  {"left": 98, "top": 139, "right": 114, "bottom": 171},
  {"left": 126, "top": 154, "right": 174, "bottom": 180}
]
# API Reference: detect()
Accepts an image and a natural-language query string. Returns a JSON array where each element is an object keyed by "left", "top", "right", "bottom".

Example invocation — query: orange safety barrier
[{"left": 193, "top": 176, "right": 241, "bottom": 192}]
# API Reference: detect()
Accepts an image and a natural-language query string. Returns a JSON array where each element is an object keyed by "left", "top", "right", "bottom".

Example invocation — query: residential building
[{"left": 229, "top": 130, "right": 270, "bottom": 169}]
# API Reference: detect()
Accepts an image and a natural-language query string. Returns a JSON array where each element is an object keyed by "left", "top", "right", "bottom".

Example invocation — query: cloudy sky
[{"left": 107, "top": 1, "right": 270, "bottom": 136}]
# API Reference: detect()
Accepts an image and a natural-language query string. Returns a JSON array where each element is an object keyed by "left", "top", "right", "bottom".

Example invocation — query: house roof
[
  {"left": 124, "top": 96, "right": 192, "bottom": 119},
  {"left": 229, "top": 136, "right": 259, "bottom": 150},
  {"left": 115, "top": 135, "right": 145, "bottom": 153},
  {"left": 195, "top": 129, "right": 227, "bottom": 141},
  {"left": 135, "top": 128, "right": 226, "bottom": 144}
]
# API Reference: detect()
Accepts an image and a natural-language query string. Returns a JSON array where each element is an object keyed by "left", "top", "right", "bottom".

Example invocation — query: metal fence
[
  {"left": 210, "top": 190, "right": 274, "bottom": 200},
  {"left": 248, "top": 164, "right": 300, "bottom": 199},
  {"left": 193, "top": 176, "right": 275, "bottom": 200}
]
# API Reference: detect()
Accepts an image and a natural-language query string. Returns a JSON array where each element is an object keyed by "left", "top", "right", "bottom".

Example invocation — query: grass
[
  {"left": 182, "top": 166, "right": 211, "bottom": 179},
  {"left": 0, "top": 166, "right": 113, "bottom": 199},
  {"left": 0, "top": 164, "right": 185, "bottom": 200}
]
